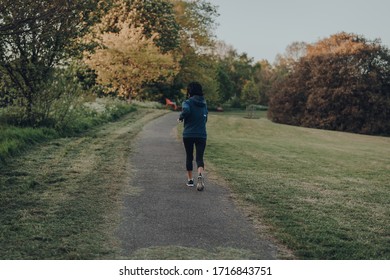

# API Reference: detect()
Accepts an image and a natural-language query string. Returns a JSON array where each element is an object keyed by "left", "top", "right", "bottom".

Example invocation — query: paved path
[{"left": 117, "top": 112, "right": 277, "bottom": 259}]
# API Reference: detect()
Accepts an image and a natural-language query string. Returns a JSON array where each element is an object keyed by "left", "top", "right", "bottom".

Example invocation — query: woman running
[{"left": 178, "top": 82, "right": 208, "bottom": 191}]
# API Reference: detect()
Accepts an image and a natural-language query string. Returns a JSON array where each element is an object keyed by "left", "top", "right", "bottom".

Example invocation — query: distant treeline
[{"left": 1, "top": 1, "right": 389, "bottom": 135}]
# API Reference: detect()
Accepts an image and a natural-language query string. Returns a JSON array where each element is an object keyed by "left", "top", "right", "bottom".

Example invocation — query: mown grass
[
  {"left": 206, "top": 111, "right": 390, "bottom": 259},
  {"left": 0, "top": 108, "right": 168, "bottom": 259},
  {"left": 0, "top": 126, "right": 58, "bottom": 163},
  {"left": 0, "top": 99, "right": 136, "bottom": 164}
]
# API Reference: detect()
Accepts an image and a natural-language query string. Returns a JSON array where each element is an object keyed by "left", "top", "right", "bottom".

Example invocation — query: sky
[{"left": 208, "top": 0, "right": 390, "bottom": 63}]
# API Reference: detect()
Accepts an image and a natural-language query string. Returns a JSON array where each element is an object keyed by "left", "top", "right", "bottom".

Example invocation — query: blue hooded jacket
[{"left": 179, "top": 95, "right": 208, "bottom": 138}]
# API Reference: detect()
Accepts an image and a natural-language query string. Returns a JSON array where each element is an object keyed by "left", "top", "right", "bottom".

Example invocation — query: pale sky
[{"left": 209, "top": 0, "right": 390, "bottom": 63}]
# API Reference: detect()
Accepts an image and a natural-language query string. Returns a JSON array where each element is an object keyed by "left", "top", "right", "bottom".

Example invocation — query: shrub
[
  {"left": 0, "top": 98, "right": 137, "bottom": 163},
  {"left": 268, "top": 33, "right": 390, "bottom": 135}
]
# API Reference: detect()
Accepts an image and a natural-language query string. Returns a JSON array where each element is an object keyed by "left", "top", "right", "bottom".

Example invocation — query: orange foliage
[
  {"left": 268, "top": 33, "right": 390, "bottom": 135},
  {"left": 306, "top": 32, "right": 371, "bottom": 57}
]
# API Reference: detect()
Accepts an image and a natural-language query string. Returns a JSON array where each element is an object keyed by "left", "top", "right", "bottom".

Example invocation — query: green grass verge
[
  {"left": 0, "top": 108, "right": 168, "bottom": 259},
  {"left": 0, "top": 126, "right": 58, "bottom": 163},
  {"left": 206, "top": 111, "right": 390, "bottom": 259},
  {"left": 0, "top": 101, "right": 136, "bottom": 164}
]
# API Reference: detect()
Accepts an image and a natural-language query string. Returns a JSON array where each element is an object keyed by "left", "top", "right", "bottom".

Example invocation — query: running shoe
[
  {"left": 197, "top": 175, "right": 205, "bottom": 191},
  {"left": 186, "top": 179, "right": 194, "bottom": 187}
]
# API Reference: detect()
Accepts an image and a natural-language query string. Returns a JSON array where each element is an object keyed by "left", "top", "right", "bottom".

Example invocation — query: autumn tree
[
  {"left": 131, "top": 0, "right": 180, "bottom": 53},
  {"left": 84, "top": 22, "right": 178, "bottom": 99},
  {"left": 0, "top": 0, "right": 105, "bottom": 125},
  {"left": 131, "top": 0, "right": 182, "bottom": 102},
  {"left": 268, "top": 32, "right": 390, "bottom": 135},
  {"left": 84, "top": 0, "right": 182, "bottom": 100},
  {"left": 98, "top": 0, "right": 180, "bottom": 51},
  {"left": 170, "top": 0, "right": 220, "bottom": 104},
  {"left": 266, "top": 42, "right": 309, "bottom": 105},
  {"left": 172, "top": 0, "right": 218, "bottom": 48},
  {"left": 274, "top": 41, "right": 307, "bottom": 73}
]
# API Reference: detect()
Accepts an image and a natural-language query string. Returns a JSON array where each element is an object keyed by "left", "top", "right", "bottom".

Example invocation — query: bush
[
  {"left": 0, "top": 64, "right": 88, "bottom": 127},
  {"left": 0, "top": 97, "right": 137, "bottom": 163},
  {"left": 228, "top": 96, "right": 245, "bottom": 109},
  {"left": 56, "top": 98, "right": 137, "bottom": 135},
  {"left": 268, "top": 33, "right": 390, "bottom": 135}
]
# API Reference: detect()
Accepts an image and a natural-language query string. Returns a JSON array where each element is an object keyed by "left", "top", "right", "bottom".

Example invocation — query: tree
[
  {"left": 130, "top": 0, "right": 180, "bottom": 53},
  {"left": 172, "top": 0, "right": 219, "bottom": 48},
  {"left": 98, "top": 0, "right": 180, "bottom": 52},
  {"left": 128, "top": 0, "right": 182, "bottom": 100},
  {"left": 270, "top": 41, "right": 308, "bottom": 97},
  {"left": 83, "top": 0, "right": 182, "bottom": 100},
  {"left": 216, "top": 64, "right": 234, "bottom": 104},
  {"left": 241, "top": 79, "right": 260, "bottom": 105},
  {"left": 169, "top": 0, "right": 220, "bottom": 104},
  {"left": 268, "top": 32, "right": 390, "bottom": 135},
  {"left": 0, "top": 0, "right": 105, "bottom": 125},
  {"left": 274, "top": 41, "right": 307, "bottom": 73},
  {"left": 84, "top": 23, "right": 179, "bottom": 99},
  {"left": 213, "top": 48, "right": 255, "bottom": 107},
  {"left": 173, "top": 47, "right": 219, "bottom": 105},
  {"left": 252, "top": 60, "right": 276, "bottom": 106}
]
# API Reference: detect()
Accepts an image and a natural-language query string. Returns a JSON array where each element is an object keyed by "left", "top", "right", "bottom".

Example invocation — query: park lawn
[
  {"left": 0, "top": 99, "right": 138, "bottom": 163},
  {"left": 206, "top": 111, "right": 390, "bottom": 259},
  {"left": 0, "top": 108, "right": 167, "bottom": 259},
  {"left": 0, "top": 126, "right": 58, "bottom": 163}
]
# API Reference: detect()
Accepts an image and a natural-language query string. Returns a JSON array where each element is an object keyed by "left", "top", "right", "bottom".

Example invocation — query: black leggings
[{"left": 183, "top": 137, "right": 207, "bottom": 171}]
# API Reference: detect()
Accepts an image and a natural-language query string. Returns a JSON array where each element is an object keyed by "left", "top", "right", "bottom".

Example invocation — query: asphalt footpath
[{"left": 116, "top": 112, "right": 277, "bottom": 259}]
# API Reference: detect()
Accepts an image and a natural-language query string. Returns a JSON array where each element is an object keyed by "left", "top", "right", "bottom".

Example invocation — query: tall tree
[
  {"left": 172, "top": 0, "right": 219, "bottom": 48},
  {"left": 251, "top": 60, "right": 282, "bottom": 106},
  {"left": 170, "top": 0, "right": 220, "bottom": 103},
  {"left": 216, "top": 49, "right": 255, "bottom": 105},
  {"left": 84, "top": 22, "right": 178, "bottom": 99},
  {"left": 269, "top": 32, "right": 390, "bottom": 135},
  {"left": 0, "top": 0, "right": 105, "bottom": 125},
  {"left": 216, "top": 64, "right": 234, "bottom": 104},
  {"left": 98, "top": 0, "right": 180, "bottom": 53},
  {"left": 90, "top": 0, "right": 182, "bottom": 101},
  {"left": 241, "top": 79, "right": 260, "bottom": 105},
  {"left": 131, "top": 0, "right": 180, "bottom": 53},
  {"left": 274, "top": 41, "right": 307, "bottom": 73}
]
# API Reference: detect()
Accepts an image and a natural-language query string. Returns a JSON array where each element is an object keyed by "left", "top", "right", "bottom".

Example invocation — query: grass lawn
[
  {"left": 206, "top": 110, "right": 390, "bottom": 259},
  {"left": 0, "top": 108, "right": 168, "bottom": 259}
]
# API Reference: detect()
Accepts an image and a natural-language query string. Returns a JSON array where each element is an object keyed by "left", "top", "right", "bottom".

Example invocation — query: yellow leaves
[
  {"left": 132, "top": 68, "right": 140, "bottom": 75},
  {"left": 306, "top": 32, "right": 376, "bottom": 57},
  {"left": 84, "top": 21, "right": 179, "bottom": 98}
]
